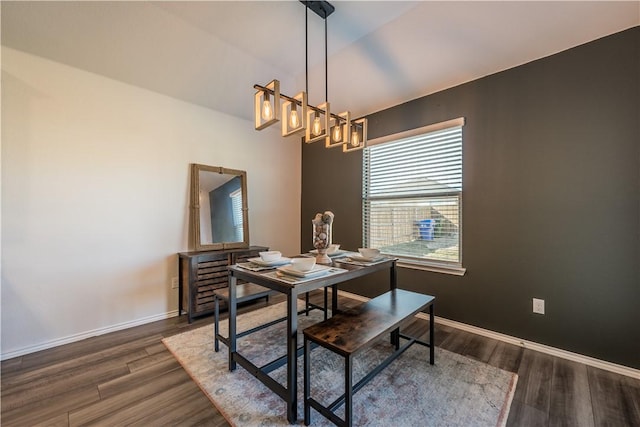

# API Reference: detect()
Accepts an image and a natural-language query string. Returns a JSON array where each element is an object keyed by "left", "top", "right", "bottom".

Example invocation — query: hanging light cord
[
  {"left": 325, "top": 16, "right": 328, "bottom": 102},
  {"left": 305, "top": 4, "right": 328, "bottom": 103},
  {"left": 253, "top": 2, "right": 363, "bottom": 120},
  {"left": 305, "top": 6, "right": 309, "bottom": 96}
]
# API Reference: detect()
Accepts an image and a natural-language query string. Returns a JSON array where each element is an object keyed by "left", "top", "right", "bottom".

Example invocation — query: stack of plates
[
  {"left": 348, "top": 255, "right": 385, "bottom": 263},
  {"left": 309, "top": 249, "right": 346, "bottom": 257},
  {"left": 277, "top": 264, "right": 333, "bottom": 278},
  {"left": 247, "top": 257, "right": 292, "bottom": 267}
]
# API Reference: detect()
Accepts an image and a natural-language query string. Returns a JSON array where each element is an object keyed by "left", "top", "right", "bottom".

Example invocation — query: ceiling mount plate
[{"left": 299, "top": 1, "right": 335, "bottom": 19}]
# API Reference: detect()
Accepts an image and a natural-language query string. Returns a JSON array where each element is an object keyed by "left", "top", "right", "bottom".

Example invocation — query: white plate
[
  {"left": 349, "top": 255, "right": 385, "bottom": 263},
  {"left": 277, "top": 264, "right": 333, "bottom": 278},
  {"left": 248, "top": 257, "right": 292, "bottom": 267},
  {"left": 309, "top": 249, "right": 346, "bottom": 257}
]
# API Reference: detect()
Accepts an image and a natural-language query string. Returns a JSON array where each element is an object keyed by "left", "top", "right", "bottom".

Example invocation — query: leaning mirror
[{"left": 190, "top": 164, "right": 249, "bottom": 251}]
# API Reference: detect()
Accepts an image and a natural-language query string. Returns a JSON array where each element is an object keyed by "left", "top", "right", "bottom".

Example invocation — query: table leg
[
  {"left": 304, "top": 336, "right": 311, "bottom": 425},
  {"left": 286, "top": 293, "right": 298, "bottom": 423},
  {"left": 390, "top": 282, "right": 399, "bottom": 348},
  {"left": 214, "top": 295, "right": 220, "bottom": 352},
  {"left": 305, "top": 292, "right": 310, "bottom": 315},
  {"left": 178, "top": 261, "right": 183, "bottom": 317},
  {"left": 228, "top": 275, "right": 237, "bottom": 371},
  {"left": 323, "top": 287, "right": 328, "bottom": 320},
  {"left": 331, "top": 284, "right": 338, "bottom": 315},
  {"left": 390, "top": 260, "right": 397, "bottom": 290},
  {"left": 391, "top": 328, "right": 400, "bottom": 349},
  {"left": 429, "top": 302, "right": 435, "bottom": 365}
]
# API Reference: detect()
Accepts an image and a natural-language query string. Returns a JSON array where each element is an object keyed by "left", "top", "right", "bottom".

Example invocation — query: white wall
[{"left": 1, "top": 47, "right": 301, "bottom": 359}]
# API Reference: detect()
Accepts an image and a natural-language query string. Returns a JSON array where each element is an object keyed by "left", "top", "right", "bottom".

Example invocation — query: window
[
  {"left": 230, "top": 189, "right": 244, "bottom": 242},
  {"left": 363, "top": 118, "right": 465, "bottom": 275}
]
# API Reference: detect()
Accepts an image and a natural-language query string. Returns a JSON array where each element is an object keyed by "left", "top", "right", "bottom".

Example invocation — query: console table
[{"left": 178, "top": 246, "right": 267, "bottom": 323}]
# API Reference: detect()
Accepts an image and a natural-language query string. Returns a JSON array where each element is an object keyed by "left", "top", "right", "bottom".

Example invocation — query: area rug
[{"left": 163, "top": 301, "right": 517, "bottom": 426}]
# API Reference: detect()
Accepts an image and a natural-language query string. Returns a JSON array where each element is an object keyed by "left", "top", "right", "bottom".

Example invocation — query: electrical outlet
[
  {"left": 171, "top": 277, "right": 179, "bottom": 289},
  {"left": 532, "top": 298, "right": 545, "bottom": 315}
]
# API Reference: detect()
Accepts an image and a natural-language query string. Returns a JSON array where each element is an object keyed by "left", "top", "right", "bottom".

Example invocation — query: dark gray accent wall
[{"left": 301, "top": 27, "right": 639, "bottom": 369}]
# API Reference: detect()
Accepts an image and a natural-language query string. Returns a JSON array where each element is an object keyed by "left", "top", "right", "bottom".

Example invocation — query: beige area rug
[{"left": 163, "top": 301, "right": 517, "bottom": 426}]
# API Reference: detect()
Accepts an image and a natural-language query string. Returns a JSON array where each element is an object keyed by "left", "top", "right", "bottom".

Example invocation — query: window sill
[{"left": 396, "top": 260, "right": 466, "bottom": 276}]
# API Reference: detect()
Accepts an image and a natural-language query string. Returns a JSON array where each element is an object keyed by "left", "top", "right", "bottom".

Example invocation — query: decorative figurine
[{"left": 312, "top": 211, "right": 334, "bottom": 264}]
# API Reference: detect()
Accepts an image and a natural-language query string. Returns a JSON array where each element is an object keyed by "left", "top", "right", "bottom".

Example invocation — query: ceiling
[{"left": 2, "top": 1, "right": 638, "bottom": 122}]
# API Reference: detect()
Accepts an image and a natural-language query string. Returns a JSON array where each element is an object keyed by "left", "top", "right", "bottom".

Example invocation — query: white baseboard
[
  {"left": 1, "top": 310, "right": 180, "bottom": 361},
  {"left": 338, "top": 290, "right": 640, "bottom": 380}
]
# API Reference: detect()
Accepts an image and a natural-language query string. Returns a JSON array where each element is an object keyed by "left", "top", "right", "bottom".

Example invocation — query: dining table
[{"left": 226, "top": 254, "right": 397, "bottom": 423}]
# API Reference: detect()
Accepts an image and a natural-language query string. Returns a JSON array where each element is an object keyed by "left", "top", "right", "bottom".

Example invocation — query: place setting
[
  {"left": 236, "top": 250, "right": 292, "bottom": 271},
  {"left": 264, "top": 257, "right": 347, "bottom": 284},
  {"left": 337, "top": 247, "right": 391, "bottom": 266},
  {"left": 236, "top": 250, "right": 347, "bottom": 283}
]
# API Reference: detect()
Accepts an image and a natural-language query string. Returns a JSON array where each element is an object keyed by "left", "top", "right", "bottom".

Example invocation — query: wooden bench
[{"left": 303, "top": 289, "right": 435, "bottom": 427}]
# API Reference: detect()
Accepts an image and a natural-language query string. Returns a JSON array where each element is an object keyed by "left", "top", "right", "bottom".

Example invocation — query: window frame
[{"left": 363, "top": 118, "right": 466, "bottom": 276}]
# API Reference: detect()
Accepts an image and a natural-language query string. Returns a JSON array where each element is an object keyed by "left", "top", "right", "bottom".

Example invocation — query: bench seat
[{"left": 303, "top": 288, "right": 435, "bottom": 427}]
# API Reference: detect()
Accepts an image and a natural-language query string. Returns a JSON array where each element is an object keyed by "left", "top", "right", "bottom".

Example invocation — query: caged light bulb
[
  {"left": 262, "top": 99, "right": 273, "bottom": 120},
  {"left": 289, "top": 109, "right": 299, "bottom": 128},
  {"left": 351, "top": 129, "right": 360, "bottom": 146},
  {"left": 333, "top": 124, "right": 342, "bottom": 142},
  {"left": 312, "top": 116, "right": 322, "bottom": 136}
]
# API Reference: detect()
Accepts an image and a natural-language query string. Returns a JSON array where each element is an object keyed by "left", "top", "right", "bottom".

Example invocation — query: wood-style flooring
[{"left": 2, "top": 291, "right": 639, "bottom": 426}]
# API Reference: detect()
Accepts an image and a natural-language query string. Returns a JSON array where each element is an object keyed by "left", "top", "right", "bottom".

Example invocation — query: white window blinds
[
  {"left": 363, "top": 122, "right": 463, "bottom": 269},
  {"left": 364, "top": 126, "right": 462, "bottom": 198}
]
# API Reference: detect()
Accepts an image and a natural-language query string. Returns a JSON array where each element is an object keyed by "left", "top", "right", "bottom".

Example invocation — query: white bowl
[
  {"left": 358, "top": 248, "right": 380, "bottom": 259},
  {"left": 327, "top": 244, "right": 341, "bottom": 254},
  {"left": 260, "top": 251, "right": 282, "bottom": 262},
  {"left": 291, "top": 257, "right": 316, "bottom": 272}
]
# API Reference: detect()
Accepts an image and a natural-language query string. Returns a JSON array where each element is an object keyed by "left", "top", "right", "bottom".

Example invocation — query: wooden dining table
[{"left": 226, "top": 256, "right": 397, "bottom": 423}]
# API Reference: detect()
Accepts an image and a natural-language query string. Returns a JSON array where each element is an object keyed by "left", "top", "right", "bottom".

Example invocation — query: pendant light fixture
[{"left": 253, "top": 0, "right": 367, "bottom": 152}]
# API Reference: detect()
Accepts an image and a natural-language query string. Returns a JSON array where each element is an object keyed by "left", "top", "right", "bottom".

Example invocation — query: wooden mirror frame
[{"left": 190, "top": 164, "right": 250, "bottom": 251}]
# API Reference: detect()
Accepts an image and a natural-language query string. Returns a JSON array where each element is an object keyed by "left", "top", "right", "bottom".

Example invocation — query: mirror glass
[{"left": 191, "top": 164, "right": 249, "bottom": 251}]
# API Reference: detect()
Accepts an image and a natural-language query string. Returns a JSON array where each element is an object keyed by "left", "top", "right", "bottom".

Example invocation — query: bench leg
[
  {"left": 345, "top": 355, "right": 353, "bottom": 427},
  {"left": 228, "top": 278, "right": 237, "bottom": 371},
  {"left": 214, "top": 295, "right": 220, "bottom": 352}
]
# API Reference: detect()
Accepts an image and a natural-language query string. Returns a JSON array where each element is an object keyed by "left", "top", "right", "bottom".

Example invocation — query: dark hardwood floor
[{"left": 2, "top": 291, "right": 639, "bottom": 426}]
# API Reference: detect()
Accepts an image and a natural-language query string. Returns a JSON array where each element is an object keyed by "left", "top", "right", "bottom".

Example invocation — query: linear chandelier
[{"left": 253, "top": 0, "right": 367, "bottom": 153}]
